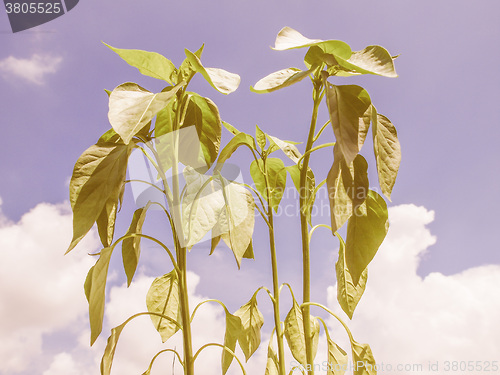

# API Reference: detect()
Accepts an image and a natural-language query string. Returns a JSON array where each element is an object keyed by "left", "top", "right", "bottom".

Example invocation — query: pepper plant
[{"left": 67, "top": 27, "right": 401, "bottom": 375}]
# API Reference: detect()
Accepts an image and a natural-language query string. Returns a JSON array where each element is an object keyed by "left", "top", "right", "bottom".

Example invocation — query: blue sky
[{"left": 1, "top": 1, "right": 499, "bottom": 374}]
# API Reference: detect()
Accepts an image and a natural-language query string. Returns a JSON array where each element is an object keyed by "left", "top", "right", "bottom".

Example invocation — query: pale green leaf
[
  {"left": 251, "top": 68, "right": 310, "bottom": 93},
  {"left": 345, "top": 190, "right": 388, "bottom": 284},
  {"left": 273, "top": 27, "right": 323, "bottom": 50},
  {"left": 67, "top": 143, "right": 131, "bottom": 253},
  {"left": 327, "top": 145, "right": 369, "bottom": 232},
  {"left": 265, "top": 338, "right": 279, "bottom": 375},
  {"left": 250, "top": 158, "right": 286, "bottom": 212},
  {"left": 222, "top": 311, "right": 243, "bottom": 374},
  {"left": 326, "top": 336, "right": 348, "bottom": 375},
  {"left": 284, "top": 300, "right": 320, "bottom": 366},
  {"left": 215, "top": 178, "right": 256, "bottom": 268},
  {"left": 335, "top": 45, "right": 397, "bottom": 78},
  {"left": 372, "top": 108, "right": 401, "bottom": 200},
  {"left": 325, "top": 84, "right": 371, "bottom": 164},
  {"left": 89, "top": 246, "right": 113, "bottom": 345},
  {"left": 335, "top": 233, "right": 367, "bottom": 319},
  {"left": 215, "top": 132, "right": 256, "bottom": 172},
  {"left": 185, "top": 49, "right": 240, "bottom": 94},
  {"left": 267, "top": 134, "right": 302, "bottom": 163},
  {"left": 234, "top": 294, "right": 264, "bottom": 361},
  {"left": 273, "top": 27, "right": 351, "bottom": 60},
  {"left": 122, "top": 202, "right": 151, "bottom": 286},
  {"left": 103, "top": 43, "right": 177, "bottom": 84},
  {"left": 351, "top": 341, "right": 377, "bottom": 375},
  {"left": 108, "top": 82, "right": 182, "bottom": 144},
  {"left": 100, "top": 321, "right": 126, "bottom": 375},
  {"left": 146, "top": 271, "right": 181, "bottom": 342},
  {"left": 182, "top": 170, "right": 224, "bottom": 247},
  {"left": 181, "top": 168, "right": 255, "bottom": 261},
  {"left": 255, "top": 125, "right": 266, "bottom": 150}
]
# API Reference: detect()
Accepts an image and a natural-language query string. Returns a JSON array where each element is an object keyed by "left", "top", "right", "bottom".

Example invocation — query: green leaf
[
  {"left": 327, "top": 145, "right": 369, "bottom": 232},
  {"left": 371, "top": 108, "right": 401, "bottom": 200},
  {"left": 250, "top": 158, "right": 286, "bottom": 212},
  {"left": 335, "top": 233, "right": 367, "bottom": 319},
  {"left": 178, "top": 44, "right": 205, "bottom": 82},
  {"left": 286, "top": 164, "right": 315, "bottom": 222},
  {"left": 251, "top": 68, "right": 310, "bottom": 93},
  {"left": 326, "top": 336, "right": 348, "bottom": 375},
  {"left": 243, "top": 240, "right": 255, "bottom": 259},
  {"left": 351, "top": 340, "right": 377, "bottom": 375},
  {"left": 215, "top": 132, "right": 256, "bottom": 172},
  {"left": 67, "top": 143, "right": 132, "bottom": 253},
  {"left": 103, "top": 43, "right": 177, "bottom": 84},
  {"left": 122, "top": 202, "right": 151, "bottom": 287},
  {"left": 108, "top": 82, "right": 182, "bottom": 144},
  {"left": 284, "top": 300, "right": 320, "bottom": 366},
  {"left": 100, "top": 320, "right": 126, "bottom": 375},
  {"left": 325, "top": 84, "right": 371, "bottom": 164},
  {"left": 273, "top": 27, "right": 351, "bottom": 59},
  {"left": 267, "top": 134, "right": 302, "bottom": 163},
  {"left": 345, "top": 190, "right": 388, "bottom": 284},
  {"left": 181, "top": 92, "right": 222, "bottom": 168},
  {"left": 96, "top": 198, "right": 118, "bottom": 248},
  {"left": 335, "top": 45, "right": 397, "bottom": 78},
  {"left": 222, "top": 121, "right": 240, "bottom": 135},
  {"left": 185, "top": 49, "right": 240, "bottom": 94},
  {"left": 255, "top": 125, "right": 266, "bottom": 150},
  {"left": 146, "top": 271, "right": 181, "bottom": 342},
  {"left": 234, "top": 294, "right": 264, "bottom": 361},
  {"left": 97, "top": 128, "right": 124, "bottom": 145},
  {"left": 84, "top": 265, "right": 94, "bottom": 303},
  {"left": 265, "top": 337, "right": 280, "bottom": 375},
  {"left": 222, "top": 311, "right": 243, "bottom": 374},
  {"left": 89, "top": 246, "right": 113, "bottom": 345}
]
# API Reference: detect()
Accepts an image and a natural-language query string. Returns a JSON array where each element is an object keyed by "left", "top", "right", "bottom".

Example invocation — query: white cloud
[
  {"left": 326, "top": 204, "right": 500, "bottom": 374},
  {"left": 0, "top": 201, "right": 98, "bottom": 374},
  {"left": 0, "top": 54, "right": 62, "bottom": 85},
  {"left": 3, "top": 201, "right": 499, "bottom": 375}
]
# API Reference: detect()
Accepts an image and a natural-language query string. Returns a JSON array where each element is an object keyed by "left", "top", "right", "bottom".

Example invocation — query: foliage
[{"left": 67, "top": 27, "right": 401, "bottom": 375}]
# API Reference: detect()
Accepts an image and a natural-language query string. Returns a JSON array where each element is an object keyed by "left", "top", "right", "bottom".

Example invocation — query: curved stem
[
  {"left": 124, "top": 179, "right": 166, "bottom": 195},
  {"left": 308, "top": 224, "right": 332, "bottom": 242},
  {"left": 296, "top": 142, "right": 335, "bottom": 166},
  {"left": 300, "top": 302, "right": 354, "bottom": 342},
  {"left": 105, "top": 233, "right": 180, "bottom": 275},
  {"left": 300, "top": 78, "right": 323, "bottom": 375},
  {"left": 144, "top": 348, "right": 184, "bottom": 374},
  {"left": 190, "top": 299, "right": 228, "bottom": 322},
  {"left": 193, "top": 343, "right": 247, "bottom": 375},
  {"left": 312, "top": 120, "right": 331, "bottom": 143}
]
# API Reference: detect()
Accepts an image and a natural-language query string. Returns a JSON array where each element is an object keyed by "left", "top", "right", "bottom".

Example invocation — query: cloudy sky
[{"left": 1, "top": 1, "right": 499, "bottom": 374}]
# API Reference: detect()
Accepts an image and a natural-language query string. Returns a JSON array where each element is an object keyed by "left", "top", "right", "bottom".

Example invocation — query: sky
[{"left": 0, "top": 0, "right": 499, "bottom": 374}]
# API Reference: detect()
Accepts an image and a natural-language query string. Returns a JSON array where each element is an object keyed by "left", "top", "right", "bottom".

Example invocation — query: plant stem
[
  {"left": 299, "top": 78, "right": 323, "bottom": 374},
  {"left": 262, "top": 157, "right": 286, "bottom": 375},
  {"left": 170, "top": 91, "right": 194, "bottom": 375},
  {"left": 177, "top": 243, "right": 195, "bottom": 375}
]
